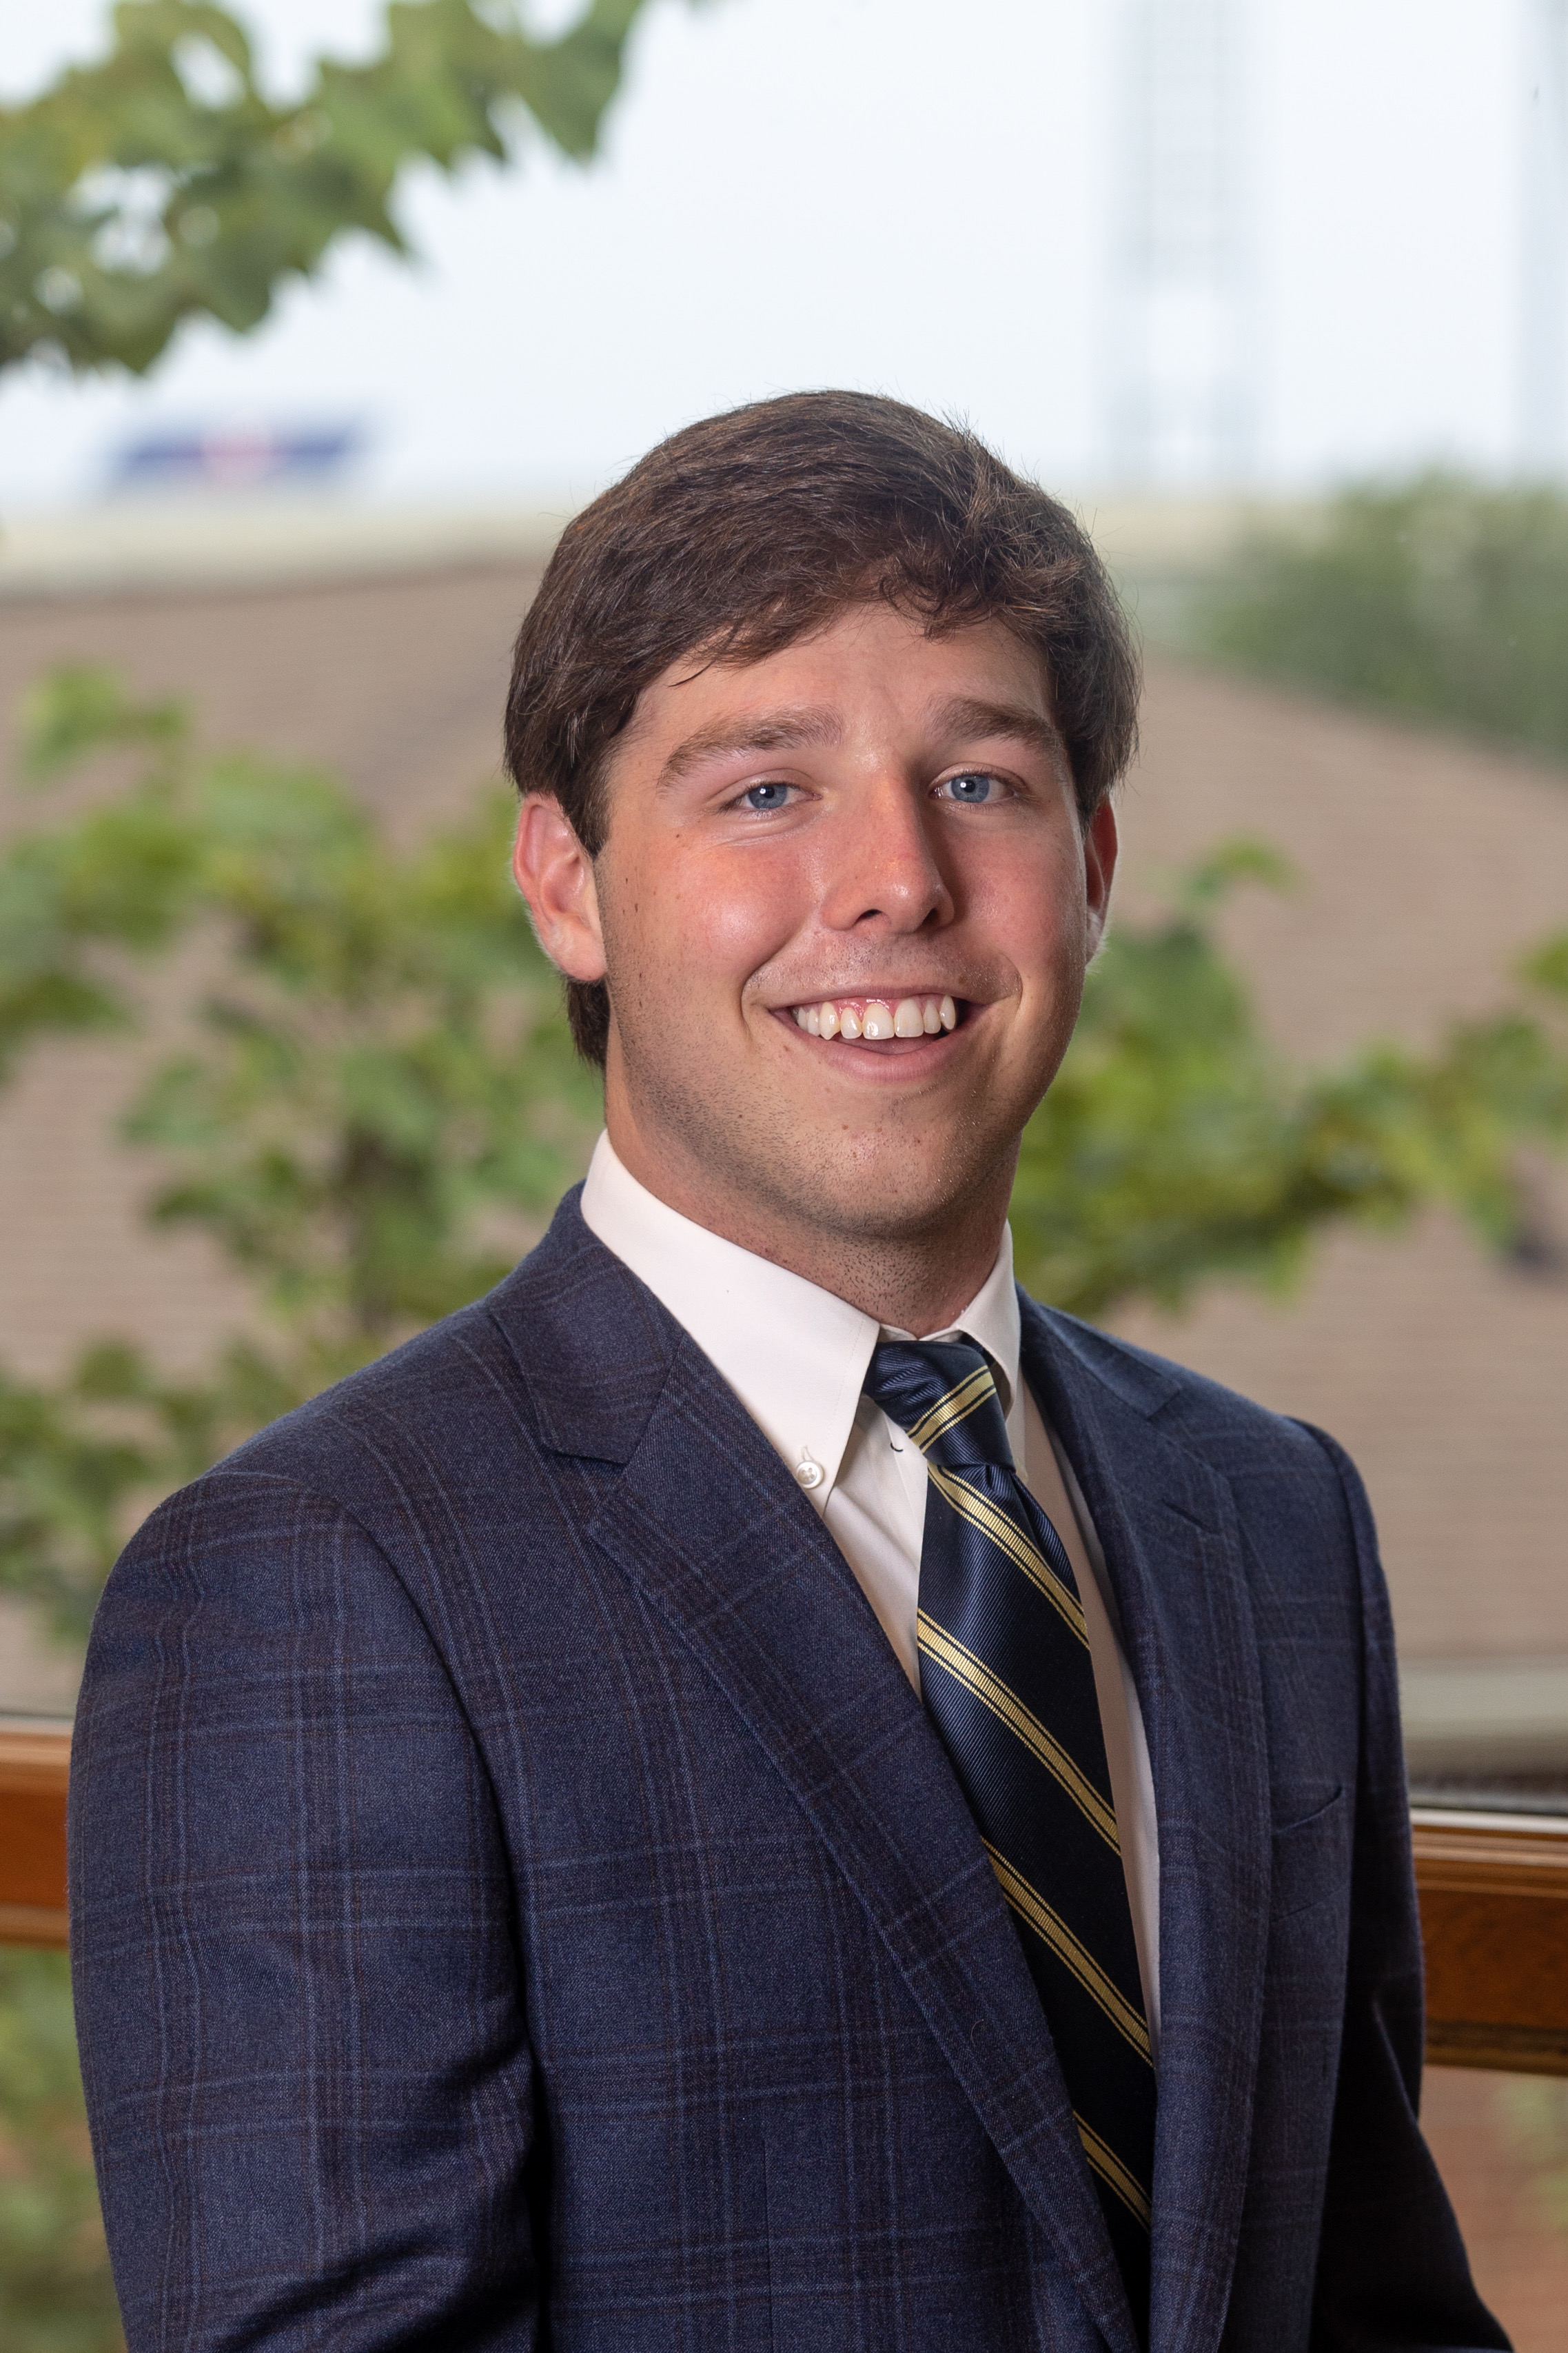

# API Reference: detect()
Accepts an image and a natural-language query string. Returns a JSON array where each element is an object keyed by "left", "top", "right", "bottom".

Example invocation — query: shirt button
[{"left": 795, "top": 1457, "right": 824, "bottom": 1490}]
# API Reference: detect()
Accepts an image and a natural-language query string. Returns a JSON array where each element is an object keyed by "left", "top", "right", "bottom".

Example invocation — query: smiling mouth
[{"left": 784, "top": 993, "right": 960, "bottom": 1042}]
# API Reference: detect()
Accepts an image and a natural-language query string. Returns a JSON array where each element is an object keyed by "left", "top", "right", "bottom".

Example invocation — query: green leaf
[
  {"left": 0, "top": 0, "right": 669, "bottom": 378},
  {"left": 0, "top": 1952, "right": 122, "bottom": 2353},
  {"left": 1011, "top": 856, "right": 1568, "bottom": 1320},
  {"left": 1522, "top": 930, "right": 1568, "bottom": 1001},
  {"left": 18, "top": 664, "right": 185, "bottom": 783}
]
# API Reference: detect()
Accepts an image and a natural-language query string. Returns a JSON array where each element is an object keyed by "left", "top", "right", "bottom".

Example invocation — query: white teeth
[{"left": 793, "top": 996, "right": 959, "bottom": 1040}]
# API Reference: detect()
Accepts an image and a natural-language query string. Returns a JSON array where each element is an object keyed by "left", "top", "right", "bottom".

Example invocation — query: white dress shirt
[{"left": 580, "top": 1131, "right": 1161, "bottom": 2050}]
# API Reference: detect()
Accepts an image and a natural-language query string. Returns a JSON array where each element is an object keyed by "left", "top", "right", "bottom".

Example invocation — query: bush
[
  {"left": 0, "top": 1952, "right": 121, "bottom": 2353},
  {"left": 1194, "top": 472, "right": 1568, "bottom": 764},
  {"left": 1011, "top": 843, "right": 1568, "bottom": 1317}
]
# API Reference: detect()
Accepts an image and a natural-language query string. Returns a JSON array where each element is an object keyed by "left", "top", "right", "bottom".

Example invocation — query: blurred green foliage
[
  {"left": 1499, "top": 2077, "right": 1568, "bottom": 2236},
  {"left": 0, "top": 1344, "right": 267, "bottom": 1645},
  {"left": 1, "top": 665, "right": 601, "bottom": 1639},
  {"left": 1012, "top": 839, "right": 1568, "bottom": 1315},
  {"left": 1194, "top": 473, "right": 1568, "bottom": 765},
  {"left": 0, "top": 1952, "right": 121, "bottom": 2353},
  {"left": 0, "top": 0, "right": 662, "bottom": 378}
]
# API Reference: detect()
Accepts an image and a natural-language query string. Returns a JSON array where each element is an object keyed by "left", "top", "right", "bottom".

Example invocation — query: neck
[{"left": 603, "top": 1114, "right": 1015, "bottom": 1335}]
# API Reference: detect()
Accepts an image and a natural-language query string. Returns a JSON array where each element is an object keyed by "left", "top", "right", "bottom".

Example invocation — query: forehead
[{"left": 618, "top": 603, "right": 1057, "bottom": 767}]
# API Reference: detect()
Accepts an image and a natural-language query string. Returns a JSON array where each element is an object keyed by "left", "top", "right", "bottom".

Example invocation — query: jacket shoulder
[{"left": 1023, "top": 1294, "right": 1349, "bottom": 1491}]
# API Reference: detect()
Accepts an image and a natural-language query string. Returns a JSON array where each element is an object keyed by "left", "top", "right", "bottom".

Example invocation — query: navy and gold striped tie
[{"left": 866, "top": 1337, "right": 1156, "bottom": 2333}]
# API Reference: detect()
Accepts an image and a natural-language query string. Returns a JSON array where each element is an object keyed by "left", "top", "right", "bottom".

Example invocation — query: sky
[{"left": 0, "top": 0, "right": 1551, "bottom": 512}]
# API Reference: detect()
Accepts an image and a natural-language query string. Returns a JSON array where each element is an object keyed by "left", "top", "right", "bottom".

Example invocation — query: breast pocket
[{"left": 1271, "top": 1786, "right": 1351, "bottom": 1920}]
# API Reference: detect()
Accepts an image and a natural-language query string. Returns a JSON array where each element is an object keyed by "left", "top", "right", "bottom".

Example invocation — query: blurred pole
[
  {"left": 1104, "top": 0, "right": 1261, "bottom": 489},
  {"left": 1520, "top": 0, "right": 1568, "bottom": 476}
]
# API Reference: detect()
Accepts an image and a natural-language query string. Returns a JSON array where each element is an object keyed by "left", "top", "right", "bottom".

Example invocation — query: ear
[
  {"left": 513, "top": 796, "right": 607, "bottom": 982},
  {"left": 1082, "top": 796, "right": 1119, "bottom": 957}
]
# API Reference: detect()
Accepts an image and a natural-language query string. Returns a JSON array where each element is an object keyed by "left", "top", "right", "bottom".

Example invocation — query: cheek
[
  {"left": 977, "top": 841, "right": 1087, "bottom": 995},
  {"left": 686, "top": 877, "right": 786, "bottom": 975},
  {"left": 608, "top": 842, "right": 802, "bottom": 1003}
]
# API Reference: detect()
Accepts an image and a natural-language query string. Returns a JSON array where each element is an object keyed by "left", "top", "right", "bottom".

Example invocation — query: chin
[{"left": 789, "top": 1148, "right": 1006, "bottom": 1243}]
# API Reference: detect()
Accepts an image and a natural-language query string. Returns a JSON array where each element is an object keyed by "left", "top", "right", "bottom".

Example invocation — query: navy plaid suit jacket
[{"left": 69, "top": 1190, "right": 1505, "bottom": 2352}]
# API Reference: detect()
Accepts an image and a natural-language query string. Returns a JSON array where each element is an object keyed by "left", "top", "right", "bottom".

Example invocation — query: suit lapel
[
  {"left": 491, "top": 1200, "right": 1140, "bottom": 2353},
  {"left": 1022, "top": 1302, "right": 1273, "bottom": 2353}
]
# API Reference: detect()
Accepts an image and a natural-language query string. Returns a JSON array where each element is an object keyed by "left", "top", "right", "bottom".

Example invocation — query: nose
[{"left": 817, "top": 771, "right": 955, "bottom": 936}]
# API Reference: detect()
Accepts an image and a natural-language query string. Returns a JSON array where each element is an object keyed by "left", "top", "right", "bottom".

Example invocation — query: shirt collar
[
  {"left": 579, "top": 1132, "right": 1022, "bottom": 1504},
  {"left": 882, "top": 1232, "right": 1021, "bottom": 1420}
]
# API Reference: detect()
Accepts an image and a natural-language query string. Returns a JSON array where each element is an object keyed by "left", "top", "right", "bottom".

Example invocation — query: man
[{"left": 70, "top": 393, "right": 1504, "bottom": 2352}]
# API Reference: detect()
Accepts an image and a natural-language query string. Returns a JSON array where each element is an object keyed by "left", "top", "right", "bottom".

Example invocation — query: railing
[
  {"left": 4, "top": 1721, "right": 1568, "bottom": 2072},
  {"left": 1, "top": 1721, "right": 72, "bottom": 1948},
  {"left": 1413, "top": 1807, "right": 1568, "bottom": 2074}
]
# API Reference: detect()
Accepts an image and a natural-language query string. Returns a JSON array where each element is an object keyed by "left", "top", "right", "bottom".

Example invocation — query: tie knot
[{"left": 864, "top": 1337, "right": 1014, "bottom": 1468}]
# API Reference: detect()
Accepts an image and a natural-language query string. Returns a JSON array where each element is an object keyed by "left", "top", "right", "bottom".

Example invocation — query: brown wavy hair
[{"left": 504, "top": 390, "right": 1140, "bottom": 1067}]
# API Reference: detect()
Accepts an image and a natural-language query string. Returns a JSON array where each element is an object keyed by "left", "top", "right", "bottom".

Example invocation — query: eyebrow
[
  {"left": 657, "top": 706, "right": 844, "bottom": 788},
  {"left": 653, "top": 691, "right": 1064, "bottom": 791},
  {"left": 926, "top": 695, "right": 1065, "bottom": 763}
]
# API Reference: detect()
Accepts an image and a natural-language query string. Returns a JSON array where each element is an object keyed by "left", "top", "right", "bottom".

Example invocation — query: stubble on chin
[{"left": 609, "top": 996, "right": 1033, "bottom": 1271}]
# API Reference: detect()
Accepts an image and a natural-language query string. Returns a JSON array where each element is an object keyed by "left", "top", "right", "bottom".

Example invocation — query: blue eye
[
  {"left": 944, "top": 771, "right": 996, "bottom": 802},
  {"left": 740, "top": 782, "right": 792, "bottom": 811}
]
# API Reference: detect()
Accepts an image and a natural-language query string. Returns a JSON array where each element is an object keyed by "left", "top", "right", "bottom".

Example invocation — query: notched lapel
[
  {"left": 585, "top": 1326, "right": 1143, "bottom": 2353},
  {"left": 1023, "top": 1303, "right": 1273, "bottom": 2353}
]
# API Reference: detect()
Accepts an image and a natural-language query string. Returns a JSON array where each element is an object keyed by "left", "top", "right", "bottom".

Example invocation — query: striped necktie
[{"left": 865, "top": 1337, "right": 1156, "bottom": 2334}]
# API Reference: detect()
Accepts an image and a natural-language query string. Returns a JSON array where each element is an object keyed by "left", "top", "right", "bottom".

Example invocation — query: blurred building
[
  {"left": 1520, "top": 0, "right": 1568, "bottom": 472},
  {"left": 1, "top": 499, "right": 1567, "bottom": 1780},
  {"left": 106, "top": 420, "right": 367, "bottom": 495},
  {"left": 1105, "top": 0, "right": 1259, "bottom": 485}
]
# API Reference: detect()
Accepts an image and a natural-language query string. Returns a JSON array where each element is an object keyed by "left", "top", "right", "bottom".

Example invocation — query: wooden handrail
[
  {"left": 1412, "top": 1807, "right": 1568, "bottom": 2074},
  {"left": 4, "top": 1725, "right": 1567, "bottom": 2071},
  {"left": 0, "top": 1718, "right": 71, "bottom": 1948}
]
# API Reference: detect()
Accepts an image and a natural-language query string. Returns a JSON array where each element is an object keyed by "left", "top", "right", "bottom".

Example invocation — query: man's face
[{"left": 516, "top": 599, "right": 1116, "bottom": 1271}]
